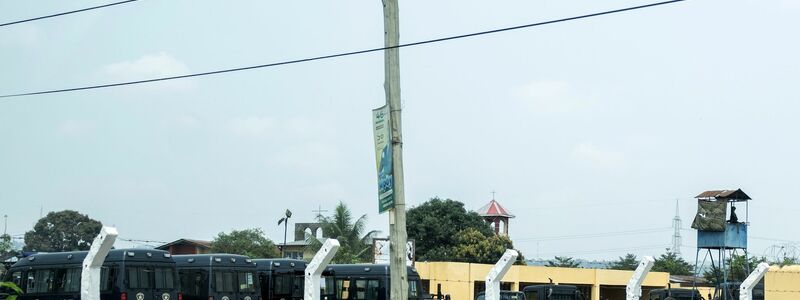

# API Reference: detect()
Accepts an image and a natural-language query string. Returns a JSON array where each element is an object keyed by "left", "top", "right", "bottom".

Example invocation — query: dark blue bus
[
  {"left": 2, "top": 249, "right": 180, "bottom": 300},
  {"left": 253, "top": 259, "right": 305, "bottom": 300},
  {"left": 173, "top": 255, "right": 259, "bottom": 300}
]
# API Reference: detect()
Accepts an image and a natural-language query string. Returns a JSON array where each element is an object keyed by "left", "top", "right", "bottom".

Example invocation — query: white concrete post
[
  {"left": 486, "top": 249, "right": 519, "bottom": 300},
  {"left": 81, "top": 226, "right": 118, "bottom": 300},
  {"left": 625, "top": 256, "right": 655, "bottom": 300},
  {"left": 304, "top": 239, "right": 340, "bottom": 300},
  {"left": 739, "top": 262, "right": 769, "bottom": 300}
]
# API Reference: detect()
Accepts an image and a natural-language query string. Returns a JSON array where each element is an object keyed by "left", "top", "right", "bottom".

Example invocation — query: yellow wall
[
  {"left": 765, "top": 265, "right": 800, "bottom": 300},
  {"left": 415, "top": 262, "right": 669, "bottom": 300}
]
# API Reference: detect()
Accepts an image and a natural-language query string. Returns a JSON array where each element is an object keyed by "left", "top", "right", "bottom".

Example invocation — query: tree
[
  {"left": 24, "top": 210, "right": 102, "bottom": 252},
  {"left": 609, "top": 253, "right": 639, "bottom": 270},
  {"left": 407, "top": 198, "right": 493, "bottom": 261},
  {"left": 449, "top": 228, "right": 516, "bottom": 264},
  {"left": 0, "top": 233, "right": 16, "bottom": 261},
  {"left": 652, "top": 251, "right": 693, "bottom": 275},
  {"left": 307, "top": 201, "right": 377, "bottom": 264},
  {"left": 211, "top": 228, "right": 279, "bottom": 258},
  {"left": 703, "top": 253, "right": 766, "bottom": 285},
  {"left": 547, "top": 256, "right": 580, "bottom": 268}
]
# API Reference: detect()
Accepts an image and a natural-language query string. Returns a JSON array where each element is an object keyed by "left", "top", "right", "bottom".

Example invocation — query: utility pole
[{"left": 383, "top": 1, "right": 409, "bottom": 300}]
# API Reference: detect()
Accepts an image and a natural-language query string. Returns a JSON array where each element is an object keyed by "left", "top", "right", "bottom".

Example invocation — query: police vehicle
[
  {"left": 521, "top": 284, "right": 583, "bottom": 300},
  {"left": 173, "top": 255, "right": 259, "bottom": 300},
  {"left": 320, "top": 264, "right": 426, "bottom": 300},
  {"left": 253, "top": 259, "right": 305, "bottom": 300}
]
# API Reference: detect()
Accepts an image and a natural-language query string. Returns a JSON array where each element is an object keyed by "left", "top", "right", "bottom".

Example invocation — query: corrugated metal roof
[{"left": 695, "top": 189, "right": 751, "bottom": 201}]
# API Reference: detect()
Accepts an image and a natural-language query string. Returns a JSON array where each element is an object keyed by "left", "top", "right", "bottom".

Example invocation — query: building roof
[
  {"left": 155, "top": 238, "right": 212, "bottom": 250},
  {"left": 477, "top": 199, "right": 515, "bottom": 218},
  {"left": 695, "top": 189, "right": 751, "bottom": 201}
]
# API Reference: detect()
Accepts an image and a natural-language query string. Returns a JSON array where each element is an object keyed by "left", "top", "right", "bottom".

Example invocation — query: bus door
[
  {"left": 212, "top": 269, "right": 237, "bottom": 300},
  {"left": 127, "top": 266, "right": 156, "bottom": 300},
  {"left": 153, "top": 266, "right": 178, "bottom": 300},
  {"left": 236, "top": 270, "right": 257, "bottom": 300}
]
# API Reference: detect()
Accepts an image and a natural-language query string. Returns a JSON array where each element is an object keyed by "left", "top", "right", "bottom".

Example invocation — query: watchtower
[
  {"left": 477, "top": 198, "right": 515, "bottom": 236},
  {"left": 690, "top": 189, "right": 752, "bottom": 300}
]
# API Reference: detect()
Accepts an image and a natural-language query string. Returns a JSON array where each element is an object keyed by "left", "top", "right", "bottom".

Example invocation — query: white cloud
[
  {"left": 101, "top": 52, "right": 192, "bottom": 91},
  {"left": 516, "top": 80, "right": 589, "bottom": 113},
  {"left": 571, "top": 142, "right": 624, "bottom": 168},
  {"left": 56, "top": 120, "right": 94, "bottom": 137},
  {"left": 225, "top": 117, "right": 277, "bottom": 137}
]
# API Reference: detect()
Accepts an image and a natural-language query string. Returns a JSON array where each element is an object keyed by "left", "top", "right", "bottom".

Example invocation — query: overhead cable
[
  {"left": 0, "top": 0, "right": 687, "bottom": 99},
  {"left": 0, "top": 0, "right": 140, "bottom": 27}
]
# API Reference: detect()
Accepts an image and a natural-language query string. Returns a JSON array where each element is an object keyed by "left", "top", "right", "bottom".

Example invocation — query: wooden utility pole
[{"left": 383, "top": 1, "right": 409, "bottom": 300}]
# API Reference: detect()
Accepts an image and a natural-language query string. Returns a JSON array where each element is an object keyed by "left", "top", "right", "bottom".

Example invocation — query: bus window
[
  {"left": 155, "top": 268, "right": 176, "bottom": 289},
  {"left": 292, "top": 275, "right": 304, "bottom": 299},
  {"left": 10, "top": 271, "right": 22, "bottom": 286},
  {"left": 58, "top": 268, "right": 81, "bottom": 292},
  {"left": 524, "top": 291, "right": 538, "bottom": 300},
  {"left": 408, "top": 281, "right": 418, "bottom": 299},
  {"left": 129, "top": 267, "right": 154, "bottom": 289},
  {"left": 101, "top": 267, "right": 116, "bottom": 292},
  {"left": 214, "top": 271, "right": 235, "bottom": 292},
  {"left": 320, "top": 277, "right": 335, "bottom": 300},
  {"left": 27, "top": 269, "right": 54, "bottom": 293},
  {"left": 273, "top": 274, "right": 292, "bottom": 295},
  {"left": 336, "top": 279, "right": 350, "bottom": 300},
  {"left": 238, "top": 272, "right": 255, "bottom": 293}
]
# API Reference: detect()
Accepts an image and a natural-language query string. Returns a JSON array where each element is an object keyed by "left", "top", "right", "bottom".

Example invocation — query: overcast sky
[{"left": 1, "top": 0, "right": 799, "bottom": 262}]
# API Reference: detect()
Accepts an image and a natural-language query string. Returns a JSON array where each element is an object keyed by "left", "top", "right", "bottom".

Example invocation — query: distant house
[
  {"left": 156, "top": 239, "right": 212, "bottom": 255},
  {"left": 278, "top": 222, "right": 326, "bottom": 260}
]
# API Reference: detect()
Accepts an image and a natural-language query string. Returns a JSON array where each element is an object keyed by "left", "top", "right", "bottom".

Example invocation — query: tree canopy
[
  {"left": 449, "top": 227, "right": 518, "bottom": 264},
  {"left": 210, "top": 228, "right": 279, "bottom": 258},
  {"left": 307, "top": 201, "right": 377, "bottom": 264},
  {"left": 407, "top": 198, "right": 494, "bottom": 261},
  {"left": 24, "top": 210, "right": 102, "bottom": 252},
  {"left": 608, "top": 253, "right": 640, "bottom": 270},
  {"left": 547, "top": 256, "right": 581, "bottom": 268},
  {"left": 703, "top": 253, "right": 767, "bottom": 285},
  {"left": 652, "top": 251, "right": 693, "bottom": 275}
]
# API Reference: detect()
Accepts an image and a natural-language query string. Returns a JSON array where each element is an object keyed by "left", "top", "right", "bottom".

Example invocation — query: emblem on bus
[
  {"left": 162, "top": 293, "right": 170, "bottom": 300},
  {"left": 136, "top": 293, "right": 145, "bottom": 300},
  {"left": 245, "top": 296, "right": 251, "bottom": 300},
  {"left": 222, "top": 296, "right": 229, "bottom": 300}
]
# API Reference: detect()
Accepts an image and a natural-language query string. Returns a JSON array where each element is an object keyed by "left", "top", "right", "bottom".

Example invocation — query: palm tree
[{"left": 307, "top": 201, "right": 378, "bottom": 263}]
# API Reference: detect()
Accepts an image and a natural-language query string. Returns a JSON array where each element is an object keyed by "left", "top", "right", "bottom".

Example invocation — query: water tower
[{"left": 691, "top": 189, "right": 751, "bottom": 300}]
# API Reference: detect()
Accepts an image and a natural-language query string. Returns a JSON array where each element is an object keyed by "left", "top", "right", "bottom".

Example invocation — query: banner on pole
[
  {"left": 372, "top": 238, "right": 415, "bottom": 266},
  {"left": 373, "top": 105, "right": 395, "bottom": 213}
]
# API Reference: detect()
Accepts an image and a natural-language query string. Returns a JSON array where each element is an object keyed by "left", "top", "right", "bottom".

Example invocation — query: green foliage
[
  {"left": 406, "top": 198, "right": 493, "bottom": 261},
  {"left": 211, "top": 228, "right": 279, "bottom": 258},
  {"left": 23, "top": 210, "right": 102, "bottom": 252},
  {"left": 1, "top": 281, "right": 24, "bottom": 300},
  {"left": 449, "top": 228, "right": 516, "bottom": 264},
  {"left": 776, "top": 256, "right": 799, "bottom": 266},
  {"left": 609, "top": 253, "right": 640, "bottom": 270},
  {"left": 0, "top": 233, "right": 15, "bottom": 262},
  {"left": 652, "top": 251, "right": 693, "bottom": 276},
  {"left": 547, "top": 256, "right": 580, "bottom": 268},
  {"left": 702, "top": 254, "right": 766, "bottom": 285},
  {"left": 307, "top": 201, "right": 377, "bottom": 264}
]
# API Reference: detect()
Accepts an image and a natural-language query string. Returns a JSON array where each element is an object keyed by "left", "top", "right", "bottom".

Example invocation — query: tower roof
[
  {"left": 477, "top": 199, "right": 515, "bottom": 218},
  {"left": 695, "top": 189, "right": 751, "bottom": 202}
]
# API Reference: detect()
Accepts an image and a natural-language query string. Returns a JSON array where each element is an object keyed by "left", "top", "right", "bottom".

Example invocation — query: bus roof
[
  {"left": 253, "top": 259, "right": 306, "bottom": 272},
  {"left": 522, "top": 284, "right": 578, "bottom": 294},
  {"left": 649, "top": 288, "right": 703, "bottom": 296},
  {"left": 323, "top": 264, "right": 419, "bottom": 277},
  {"left": 10, "top": 249, "right": 174, "bottom": 268},
  {"left": 173, "top": 254, "right": 255, "bottom": 268}
]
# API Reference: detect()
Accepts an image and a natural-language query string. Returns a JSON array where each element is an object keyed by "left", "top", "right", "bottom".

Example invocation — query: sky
[{"left": 1, "top": 0, "right": 799, "bottom": 262}]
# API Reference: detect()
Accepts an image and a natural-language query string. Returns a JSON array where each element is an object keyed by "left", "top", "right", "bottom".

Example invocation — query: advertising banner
[
  {"left": 372, "top": 238, "right": 415, "bottom": 266},
  {"left": 373, "top": 105, "right": 395, "bottom": 213}
]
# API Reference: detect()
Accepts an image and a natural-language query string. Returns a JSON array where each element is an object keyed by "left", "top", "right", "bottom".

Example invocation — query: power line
[
  {"left": 515, "top": 227, "right": 672, "bottom": 242},
  {"left": 0, "top": 0, "right": 139, "bottom": 27},
  {"left": 0, "top": 0, "right": 687, "bottom": 99}
]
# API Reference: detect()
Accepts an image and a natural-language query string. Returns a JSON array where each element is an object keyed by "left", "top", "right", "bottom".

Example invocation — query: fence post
[
  {"left": 304, "top": 239, "right": 340, "bottom": 300},
  {"left": 740, "top": 262, "right": 769, "bottom": 300},
  {"left": 81, "top": 226, "right": 118, "bottom": 300},
  {"left": 486, "top": 250, "right": 519, "bottom": 300},
  {"left": 625, "top": 256, "right": 655, "bottom": 300}
]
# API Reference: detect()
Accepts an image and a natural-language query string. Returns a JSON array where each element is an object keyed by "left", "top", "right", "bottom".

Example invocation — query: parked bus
[
  {"left": 648, "top": 288, "right": 705, "bottom": 300},
  {"left": 711, "top": 282, "right": 763, "bottom": 300},
  {"left": 521, "top": 285, "right": 583, "bottom": 300},
  {"left": 320, "top": 264, "right": 426, "bottom": 300},
  {"left": 253, "top": 259, "right": 305, "bottom": 300},
  {"left": 173, "top": 255, "right": 259, "bottom": 300},
  {"left": 1, "top": 249, "right": 180, "bottom": 300},
  {"left": 475, "top": 291, "right": 526, "bottom": 300}
]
